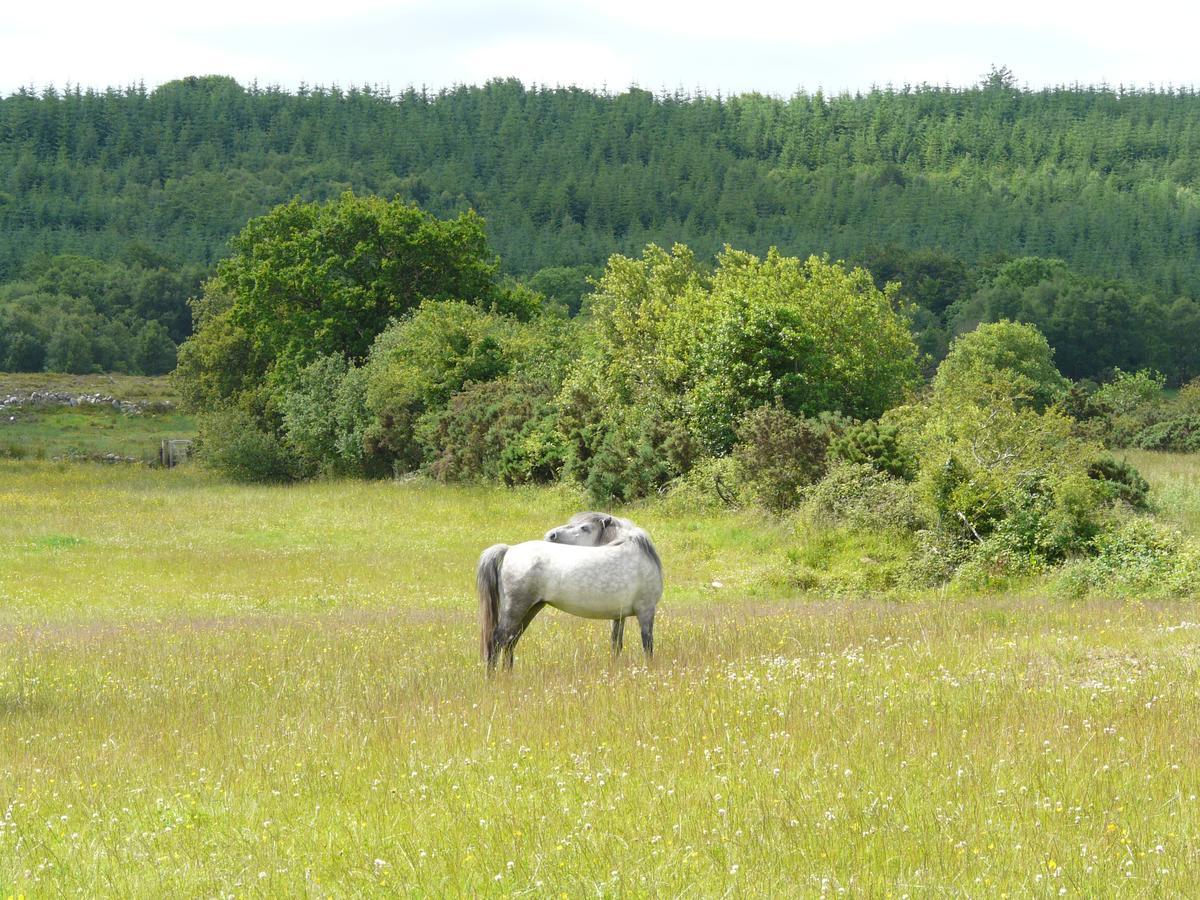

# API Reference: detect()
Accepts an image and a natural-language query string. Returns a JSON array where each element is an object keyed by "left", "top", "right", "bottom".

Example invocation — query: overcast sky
[{"left": 4, "top": 0, "right": 1199, "bottom": 97}]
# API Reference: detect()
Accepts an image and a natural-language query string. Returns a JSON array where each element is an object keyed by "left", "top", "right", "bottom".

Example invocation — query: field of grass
[
  {"left": 0, "top": 406, "right": 195, "bottom": 462},
  {"left": 0, "top": 372, "right": 179, "bottom": 404},
  {"left": 1, "top": 455, "right": 1199, "bottom": 895},
  {"left": 0, "top": 373, "right": 192, "bottom": 462}
]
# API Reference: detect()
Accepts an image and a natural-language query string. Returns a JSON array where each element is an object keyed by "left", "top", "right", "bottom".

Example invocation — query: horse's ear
[{"left": 601, "top": 515, "right": 615, "bottom": 530}]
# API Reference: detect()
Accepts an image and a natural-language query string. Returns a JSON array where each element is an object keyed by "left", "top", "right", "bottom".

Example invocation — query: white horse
[{"left": 477, "top": 512, "right": 663, "bottom": 672}]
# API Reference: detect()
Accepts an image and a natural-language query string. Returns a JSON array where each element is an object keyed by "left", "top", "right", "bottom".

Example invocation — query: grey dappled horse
[{"left": 476, "top": 512, "right": 663, "bottom": 672}]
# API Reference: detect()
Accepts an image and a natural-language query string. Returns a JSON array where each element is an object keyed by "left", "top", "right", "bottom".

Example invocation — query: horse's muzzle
[{"left": 545, "top": 529, "right": 559, "bottom": 542}]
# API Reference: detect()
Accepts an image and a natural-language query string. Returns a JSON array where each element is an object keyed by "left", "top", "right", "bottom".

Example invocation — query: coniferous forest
[{"left": 3, "top": 71, "right": 1200, "bottom": 379}]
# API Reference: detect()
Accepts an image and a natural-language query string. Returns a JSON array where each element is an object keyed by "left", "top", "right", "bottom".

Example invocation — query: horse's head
[{"left": 544, "top": 512, "right": 621, "bottom": 546}]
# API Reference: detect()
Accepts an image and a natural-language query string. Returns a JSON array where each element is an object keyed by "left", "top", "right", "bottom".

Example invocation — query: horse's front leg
[{"left": 611, "top": 617, "right": 625, "bottom": 656}]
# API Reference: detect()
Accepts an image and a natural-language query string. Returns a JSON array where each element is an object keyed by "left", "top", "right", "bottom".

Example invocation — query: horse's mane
[{"left": 626, "top": 529, "right": 663, "bottom": 577}]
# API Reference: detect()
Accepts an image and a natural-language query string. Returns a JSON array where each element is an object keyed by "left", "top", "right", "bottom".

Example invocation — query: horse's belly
[{"left": 546, "top": 591, "right": 636, "bottom": 620}]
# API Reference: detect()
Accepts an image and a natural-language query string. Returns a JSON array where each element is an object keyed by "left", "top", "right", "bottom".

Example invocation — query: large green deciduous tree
[
  {"left": 932, "top": 320, "right": 1070, "bottom": 412},
  {"left": 176, "top": 193, "right": 528, "bottom": 414},
  {"left": 217, "top": 192, "right": 508, "bottom": 374}
]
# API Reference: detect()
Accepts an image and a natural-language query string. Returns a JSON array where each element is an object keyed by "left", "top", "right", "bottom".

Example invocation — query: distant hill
[
  {"left": 3, "top": 73, "right": 1200, "bottom": 381},
  {"left": 3, "top": 74, "right": 1200, "bottom": 289}
]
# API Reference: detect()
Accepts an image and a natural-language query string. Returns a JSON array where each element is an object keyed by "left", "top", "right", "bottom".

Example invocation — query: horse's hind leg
[
  {"left": 611, "top": 617, "right": 625, "bottom": 656},
  {"left": 637, "top": 608, "right": 655, "bottom": 661},
  {"left": 502, "top": 600, "right": 546, "bottom": 671},
  {"left": 488, "top": 603, "right": 525, "bottom": 675}
]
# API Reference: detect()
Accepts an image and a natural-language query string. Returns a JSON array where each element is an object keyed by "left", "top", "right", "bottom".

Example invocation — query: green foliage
[
  {"left": 417, "top": 377, "right": 565, "bottom": 485},
  {"left": 363, "top": 301, "right": 512, "bottom": 472},
  {"left": 133, "top": 321, "right": 179, "bottom": 375},
  {"left": 1087, "top": 455, "right": 1151, "bottom": 509},
  {"left": 526, "top": 265, "right": 601, "bottom": 316},
  {"left": 1176, "top": 378, "right": 1200, "bottom": 416},
  {"left": 1092, "top": 368, "right": 1166, "bottom": 417},
  {"left": 9, "top": 78, "right": 1200, "bottom": 303},
  {"left": 898, "top": 325, "right": 1113, "bottom": 580},
  {"left": 731, "top": 402, "right": 831, "bottom": 513},
  {"left": 933, "top": 320, "right": 1069, "bottom": 410},
  {"left": 279, "top": 355, "right": 375, "bottom": 478},
  {"left": 565, "top": 245, "right": 919, "bottom": 468},
  {"left": 576, "top": 407, "right": 698, "bottom": 505},
  {"left": 171, "top": 279, "right": 270, "bottom": 415},
  {"left": 800, "top": 462, "right": 926, "bottom": 532},
  {"left": 1133, "top": 416, "right": 1200, "bottom": 453},
  {"left": 216, "top": 192, "right": 504, "bottom": 375},
  {"left": 196, "top": 408, "right": 298, "bottom": 483},
  {"left": 782, "top": 524, "right": 918, "bottom": 594},
  {"left": 830, "top": 420, "right": 914, "bottom": 480},
  {"left": 1056, "top": 517, "right": 1200, "bottom": 598},
  {"left": 688, "top": 251, "right": 920, "bottom": 451},
  {"left": 951, "top": 259, "right": 1154, "bottom": 380},
  {"left": 0, "top": 251, "right": 198, "bottom": 375},
  {"left": 1090, "top": 368, "right": 1168, "bottom": 447}
]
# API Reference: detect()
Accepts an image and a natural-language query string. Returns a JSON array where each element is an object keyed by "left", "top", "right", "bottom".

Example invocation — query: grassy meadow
[
  {"left": 1, "top": 372, "right": 193, "bottom": 463},
  {"left": 2, "top": 423, "right": 1200, "bottom": 894}
]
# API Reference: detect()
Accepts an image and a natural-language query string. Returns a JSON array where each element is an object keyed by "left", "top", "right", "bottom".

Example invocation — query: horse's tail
[{"left": 477, "top": 544, "right": 508, "bottom": 661}]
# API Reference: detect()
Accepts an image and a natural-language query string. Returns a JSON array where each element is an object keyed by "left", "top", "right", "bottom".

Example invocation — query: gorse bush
[
  {"left": 1133, "top": 416, "right": 1200, "bottom": 453},
  {"left": 1086, "top": 455, "right": 1151, "bottom": 509},
  {"left": 732, "top": 403, "right": 832, "bottom": 513},
  {"left": 830, "top": 420, "right": 914, "bottom": 480},
  {"left": 417, "top": 377, "right": 564, "bottom": 485}
]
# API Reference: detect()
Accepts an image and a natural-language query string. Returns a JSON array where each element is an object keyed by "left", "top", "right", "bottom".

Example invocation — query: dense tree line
[
  {"left": 181, "top": 193, "right": 1192, "bottom": 596},
  {"left": 4, "top": 72, "right": 1200, "bottom": 377}
]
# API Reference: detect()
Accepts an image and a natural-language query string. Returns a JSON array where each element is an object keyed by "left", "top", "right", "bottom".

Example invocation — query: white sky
[{"left": 3, "top": 0, "right": 1199, "bottom": 97}]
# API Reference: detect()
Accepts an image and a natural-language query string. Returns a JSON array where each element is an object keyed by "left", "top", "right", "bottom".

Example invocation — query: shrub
[
  {"left": 196, "top": 409, "right": 298, "bottom": 483},
  {"left": 364, "top": 300, "right": 512, "bottom": 471},
  {"left": 1055, "top": 517, "right": 1200, "bottom": 598},
  {"left": 1132, "top": 416, "right": 1200, "bottom": 453},
  {"left": 688, "top": 250, "right": 920, "bottom": 451},
  {"left": 933, "top": 320, "right": 1069, "bottom": 411},
  {"left": 914, "top": 352, "right": 1111, "bottom": 575},
  {"left": 801, "top": 462, "right": 926, "bottom": 532},
  {"left": 1092, "top": 368, "right": 1167, "bottom": 447},
  {"left": 732, "top": 402, "right": 830, "bottom": 513},
  {"left": 577, "top": 409, "right": 698, "bottom": 504},
  {"left": 1176, "top": 378, "right": 1200, "bottom": 416},
  {"left": 563, "top": 244, "right": 919, "bottom": 462},
  {"left": 417, "top": 377, "right": 565, "bottom": 485},
  {"left": 830, "top": 420, "right": 915, "bottom": 480},
  {"left": 1092, "top": 368, "right": 1166, "bottom": 417},
  {"left": 280, "top": 354, "right": 376, "bottom": 477},
  {"left": 1086, "top": 455, "right": 1151, "bottom": 508}
]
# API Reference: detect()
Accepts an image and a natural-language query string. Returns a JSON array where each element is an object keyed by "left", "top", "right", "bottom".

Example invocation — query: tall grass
[
  {"left": 2, "top": 459, "right": 1200, "bottom": 895},
  {"left": 1128, "top": 450, "right": 1200, "bottom": 538}
]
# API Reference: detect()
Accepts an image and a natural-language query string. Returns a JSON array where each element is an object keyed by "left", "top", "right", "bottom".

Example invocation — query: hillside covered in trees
[{"left": 3, "top": 71, "right": 1200, "bottom": 378}]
